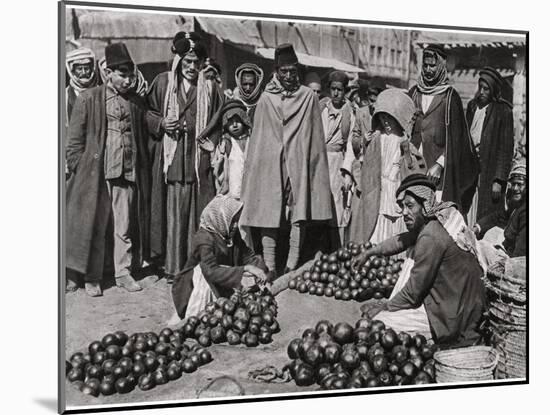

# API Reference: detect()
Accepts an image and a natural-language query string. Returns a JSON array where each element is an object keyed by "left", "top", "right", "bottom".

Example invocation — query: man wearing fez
[
  {"left": 146, "top": 32, "right": 223, "bottom": 282},
  {"left": 466, "top": 66, "right": 514, "bottom": 222},
  {"left": 66, "top": 43, "right": 151, "bottom": 296},
  {"left": 409, "top": 45, "right": 479, "bottom": 214},
  {"left": 240, "top": 44, "right": 332, "bottom": 273}
]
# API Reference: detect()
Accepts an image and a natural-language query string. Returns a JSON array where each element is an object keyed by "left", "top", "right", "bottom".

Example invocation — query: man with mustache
[
  {"left": 240, "top": 43, "right": 332, "bottom": 274},
  {"left": 146, "top": 32, "right": 223, "bottom": 283},
  {"left": 466, "top": 66, "right": 515, "bottom": 223},
  {"left": 474, "top": 160, "right": 527, "bottom": 259},
  {"left": 409, "top": 45, "right": 479, "bottom": 214},
  {"left": 66, "top": 43, "right": 152, "bottom": 296},
  {"left": 353, "top": 174, "right": 486, "bottom": 347},
  {"left": 65, "top": 47, "right": 99, "bottom": 122}
]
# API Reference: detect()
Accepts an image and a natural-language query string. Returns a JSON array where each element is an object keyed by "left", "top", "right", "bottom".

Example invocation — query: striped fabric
[{"left": 199, "top": 195, "right": 244, "bottom": 247}]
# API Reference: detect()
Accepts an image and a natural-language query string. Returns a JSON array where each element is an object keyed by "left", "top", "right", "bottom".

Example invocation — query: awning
[
  {"left": 415, "top": 31, "right": 526, "bottom": 49},
  {"left": 256, "top": 48, "right": 365, "bottom": 73},
  {"left": 195, "top": 16, "right": 264, "bottom": 48},
  {"left": 74, "top": 9, "right": 189, "bottom": 39}
]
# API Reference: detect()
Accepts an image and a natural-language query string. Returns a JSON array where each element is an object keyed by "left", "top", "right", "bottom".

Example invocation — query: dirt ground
[{"left": 64, "top": 276, "right": 366, "bottom": 410}]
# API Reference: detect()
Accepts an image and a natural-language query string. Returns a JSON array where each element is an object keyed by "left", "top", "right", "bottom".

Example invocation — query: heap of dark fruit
[
  {"left": 286, "top": 319, "right": 437, "bottom": 389},
  {"left": 288, "top": 242, "right": 403, "bottom": 301},
  {"left": 66, "top": 329, "right": 213, "bottom": 397},
  {"left": 180, "top": 288, "right": 280, "bottom": 348}
]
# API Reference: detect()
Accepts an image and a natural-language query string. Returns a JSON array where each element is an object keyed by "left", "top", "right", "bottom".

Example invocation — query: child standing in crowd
[{"left": 212, "top": 100, "right": 252, "bottom": 199}]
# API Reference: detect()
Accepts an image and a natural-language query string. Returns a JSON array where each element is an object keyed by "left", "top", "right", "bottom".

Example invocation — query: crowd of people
[{"left": 65, "top": 31, "right": 527, "bottom": 348}]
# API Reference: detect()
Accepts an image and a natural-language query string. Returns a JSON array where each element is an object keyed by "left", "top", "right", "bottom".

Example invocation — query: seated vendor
[
  {"left": 353, "top": 174, "right": 486, "bottom": 348},
  {"left": 169, "top": 195, "right": 270, "bottom": 323},
  {"left": 474, "top": 160, "right": 526, "bottom": 258}
]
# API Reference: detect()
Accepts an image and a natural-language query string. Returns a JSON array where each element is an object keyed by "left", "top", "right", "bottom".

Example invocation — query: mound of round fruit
[
  {"left": 286, "top": 318, "right": 437, "bottom": 389},
  {"left": 288, "top": 242, "right": 403, "bottom": 301},
  {"left": 180, "top": 288, "right": 280, "bottom": 348},
  {"left": 66, "top": 328, "right": 213, "bottom": 397}
]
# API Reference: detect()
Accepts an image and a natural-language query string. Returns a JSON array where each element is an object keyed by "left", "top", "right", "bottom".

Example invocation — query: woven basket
[
  {"left": 489, "top": 300, "right": 526, "bottom": 327},
  {"left": 434, "top": 346, "right": 499, "bottom": 384},
  {"left": 486, "top": 265, "right": 526, "bottom": 304},
  {"left": 492, "top": 330, "right": 526, "bottom": 379}
]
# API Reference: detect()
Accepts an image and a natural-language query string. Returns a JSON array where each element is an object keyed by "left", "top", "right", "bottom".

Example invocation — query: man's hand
[
  {"left": 244, "top": 265, "right": 269, "bottom": 285},
  {"left": 161, "top": 117, "right": 179, "bottom": 134},
  {"left": 427, "top": 163, "right": 443, "bottom": 185},
  {"left": 342, "top": 172, "right": 354, "bottom": 190},
  {"left": 352, "top": 248, "right": 376, "bottom": 270},
  {"left": 492, "top": 182, "right": 503, "bottom": 203},
  {"left": 361, "top": 301, "right": 389, "bottom": 320}
]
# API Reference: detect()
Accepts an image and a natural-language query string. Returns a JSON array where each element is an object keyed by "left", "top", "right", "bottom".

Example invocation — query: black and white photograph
[{"left": 58, "top": 0, "right": 528, "bottom": 413}]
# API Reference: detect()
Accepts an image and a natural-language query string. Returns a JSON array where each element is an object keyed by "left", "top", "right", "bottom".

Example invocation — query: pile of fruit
[
  {"left": 288, "top": 242, "right": 403, "bottom": 301},
  {"left": 66, "top": 329, "right": 213, "bottom": 397},
  {"left": 66, "top": 289, "right": 280, "bottom": 397},
  {"left": 179, "top": 288, "right": 280, "bottom": 348},
  {"left": 286, "top": 318, "right": 437, "bottom": 389}
]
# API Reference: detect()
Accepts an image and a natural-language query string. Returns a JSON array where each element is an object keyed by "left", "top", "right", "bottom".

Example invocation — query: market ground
[{"left": 64, "top": 273, "right": 366, "bottom": 409}]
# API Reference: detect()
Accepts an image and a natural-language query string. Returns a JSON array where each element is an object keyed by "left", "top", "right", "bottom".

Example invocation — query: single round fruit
[{"left": 332, "top": 322, "right": 354, "bottom": 345}]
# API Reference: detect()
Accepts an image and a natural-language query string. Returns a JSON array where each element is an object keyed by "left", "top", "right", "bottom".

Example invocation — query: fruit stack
[
  {"left": 179, "top": 288, "right": 280, "bottom": 348},
  {"left": 286, "top": 319, "right": 437, "bottom": 389},
  {"left": 66, "top": 289, "right": 280, "bottom": 397},
  {"left": 66, "top": 329, "right": 213, "bottom": 397},
  {"left": 287, "top": 242, "right": 403, "bottom": 301}
]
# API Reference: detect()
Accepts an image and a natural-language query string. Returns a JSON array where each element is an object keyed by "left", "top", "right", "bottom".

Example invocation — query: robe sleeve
[
  {"left": 374, "top": 231, "right": 417, "bottom": 256},
  {"left": 387, "top": 231, "right": 446, "bottom": 310},
  {"left": 198, "top": 243, "right": 244, "bottom": 291},
  {"left": 66, "top": 94, "right": 88, "bottom": 173},
  {"left": 238, "top": 235, "right": 269, "bottom": 272},
  {"left": 145, "top": 75, "right": 165, "bottom": 140},
  {"left": 503, "top": 207, "right": 527, "bottom": 257},
  {"left": 341, "top": 112, "right": 357, "bottom": 177},
  {"left": 477, "top": 208, "right": 509, "bottom": 238},
  {"left": 493, "top": 104, "right": 515, "bottom": 184}
]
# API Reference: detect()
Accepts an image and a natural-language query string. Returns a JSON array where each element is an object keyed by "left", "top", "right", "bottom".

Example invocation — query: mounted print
[{"left": 59, "top": 1, "right": 528, "bottom": 413}]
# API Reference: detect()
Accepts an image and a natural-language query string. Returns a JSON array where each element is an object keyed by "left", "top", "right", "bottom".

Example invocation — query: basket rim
[{"left": 434, "top": 346, "right": 500, "bottom": 371}]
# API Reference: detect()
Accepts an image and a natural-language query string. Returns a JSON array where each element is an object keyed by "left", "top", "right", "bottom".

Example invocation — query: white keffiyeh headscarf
[{"left": 199, "top": 195, "right": 244, "bottom": 247}]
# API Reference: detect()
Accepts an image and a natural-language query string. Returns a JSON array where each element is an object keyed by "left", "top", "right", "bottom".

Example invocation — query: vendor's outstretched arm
[{"left": 373, "top": 231, "right": 417, "bottom": 256}]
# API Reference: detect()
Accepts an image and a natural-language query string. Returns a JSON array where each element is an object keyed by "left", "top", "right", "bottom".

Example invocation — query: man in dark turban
[
  {"left": 146, "top": 32, "right": 223, "bottom": 282},
  {"left": 466, "top": 66, "right": 514, "bottom": 222},
  {"left": 409, "top": 45, "right": 479, "bottom": 214}
]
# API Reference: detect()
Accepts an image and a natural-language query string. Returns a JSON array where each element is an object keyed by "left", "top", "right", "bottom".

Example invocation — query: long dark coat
[
  {"left": 65, "top": 85, "right": 151, "bottom": 274},
  {"left": 466, "top": 99, "right": 514, "bottom": 220},
  {"left": 146, "top": 73, "right": 223, "bottom": 259},
  {"left": 409, "top": 86, "right": 479, "bottom": 214}
]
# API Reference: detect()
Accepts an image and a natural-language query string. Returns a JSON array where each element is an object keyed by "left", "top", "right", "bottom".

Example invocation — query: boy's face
[
  {"left": 106, "top": 64, "right": 135, "bottom": 94},
  {"left": 227, "top": 115, "right": 245, "bottom": 137}
]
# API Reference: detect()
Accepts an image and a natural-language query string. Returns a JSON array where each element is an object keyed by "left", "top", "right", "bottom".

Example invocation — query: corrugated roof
[
  {"left": 415, "top": 31, "right": 526, "bottom": 49},
  {"left": 256, "top": 48, "right": 365, "bottom": 73},
  {"left": 195, "top": 16, "right": 264, "bottom": 47},
  {"left": 74, "top": 9, "right": 189, "bottom": 39}
]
